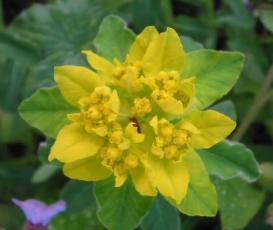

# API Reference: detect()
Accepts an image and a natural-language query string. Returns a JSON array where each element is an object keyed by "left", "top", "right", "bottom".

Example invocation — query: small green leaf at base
[
  {"left": 198, "top": 140, "right": 261, "bottom": 182},
  {"left": 141, "top": 195, "right": 181, "bottom": 230},
  {"left": 94, "top": 177, "right": 154, "bottom": 230},
  {"left": 19, "top": 87, "right": 77, "bottom": 138},
  {"left": 60, "top": 180, "right": 95, "bottom": 213}
]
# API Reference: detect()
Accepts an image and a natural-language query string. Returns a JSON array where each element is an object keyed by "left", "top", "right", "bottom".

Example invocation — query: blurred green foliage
[{"left": 0, "top": 0, "right": 273, "bottom": 229}]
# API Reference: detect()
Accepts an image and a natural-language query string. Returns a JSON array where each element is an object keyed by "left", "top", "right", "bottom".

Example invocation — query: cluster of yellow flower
[{"left": 49, "top": 26, "right": 235, "bottom": 204}]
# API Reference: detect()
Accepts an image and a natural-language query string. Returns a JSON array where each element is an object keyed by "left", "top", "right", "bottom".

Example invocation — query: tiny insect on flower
[
  {"left": 48, "top": 26, "right": 236, "bottom": 204},
  {"left": 12, "top": 198, "right": 66, "bottom": 229}
]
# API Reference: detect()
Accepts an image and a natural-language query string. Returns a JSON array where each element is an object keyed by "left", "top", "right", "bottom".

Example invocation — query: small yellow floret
[
  {"left": 106, "top": 146, "right": 122, "bottom": 160},
  {"left": 68, "top": 86, "right": 119, "bottom": 136},
  {"left": 99, "top": 121, "right": 145, "bottom": 186},
  {"left": 131, "top": 97, "right": 152, "bottom": 118},
  {"left": 164, "top": 145, "right": 178, "bottom": 160},
  {"left": 150, "top": 117, "right": 192, "bottom": 161},
  {"left": 109, "top": 130, "right": 123, "bottom": 144},
  {"left": 125, "top": 154, "right": 139, "bottom": 168},
  {"left": 173, "top": 130, "right": 188, "bottom": 145}
]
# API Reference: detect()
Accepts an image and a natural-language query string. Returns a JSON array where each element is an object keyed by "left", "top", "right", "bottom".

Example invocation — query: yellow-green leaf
[{"left": 182, "top": 50, "right": 244, "bottom": 109}]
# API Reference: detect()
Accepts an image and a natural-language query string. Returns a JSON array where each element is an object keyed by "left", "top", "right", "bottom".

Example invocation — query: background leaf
[
  {"left": 213, "top": 177, "right": 265, "bottom": 229},
  {"left": 1, "top": 0, "right": 112, "bottom": 94},
  {"left": 0, "top": 31, "right": 41, "bottom": 65},
  {"left": 31, "top": 163, "right": 60, "bottom": 184},
  {"left": 260, "top": 10, "right": 273, "bottom": 34}
]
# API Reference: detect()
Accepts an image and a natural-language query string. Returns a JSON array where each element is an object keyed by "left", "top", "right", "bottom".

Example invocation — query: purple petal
[
  {"left": 12, "top": 198, "right": 66, "bottom": 226},
  {"left": 42, "top": 200, "right": 66, "bottom": 225}
]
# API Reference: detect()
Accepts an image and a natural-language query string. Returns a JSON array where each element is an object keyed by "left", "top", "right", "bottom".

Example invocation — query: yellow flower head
[{"left": 48, "top": 26, "right": 236, "bottom": 204}]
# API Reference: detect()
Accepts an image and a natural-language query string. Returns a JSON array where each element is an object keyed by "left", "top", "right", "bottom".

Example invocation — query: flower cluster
[{"left": 49, "top": 26, "right": 235, "bottom": 204}]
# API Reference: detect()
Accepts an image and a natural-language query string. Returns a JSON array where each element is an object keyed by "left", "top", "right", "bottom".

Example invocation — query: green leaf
[
  {"left": 49, "top": 205, "right": 104, "bottom": 230},
  {"left": 94, "top": 15, "right": 135, "bottom": 62},
  {"left": 175, "top": 151, "right": 217, "bottom": 217},
  {"left": 141, "top": 195, "right": 181, "bottom": 230},
  {"left": 198, "top": 140, "right": 261, "bottom": 182},
  {"left": 95, "top": 177, "right": 153, "bottom": 230},
  {"left": 31, "top": 163, "right": 60, "bottom": 183},
  {"left": 213, "top": 177, "right": 265, "bottom": 229},
  {"left": 260, "top": 10, "right": 273, "bottom": 33},
  {"left": 182, "top": 50, "right": 244, "bottom": 109},
  {"left": 60, "top": 180, "right": 95, "bottom": 213},
  {"left": 7, "top": 0, "right": 109, "bottom": 90},
  {"left": 19, "top": 87, "right": 77, "bottom": 138},
  {"left": 210, "top": 100, "right": 237, "bottom": 120},
  {"left": 0, "top": 31, "right": 41, "bottom": 65},
  {"left": 0, "top": 61, "right": 29, "bottom": 111},
  {"left": 181, "top": 36, "right": 203, "bottom": 52}
]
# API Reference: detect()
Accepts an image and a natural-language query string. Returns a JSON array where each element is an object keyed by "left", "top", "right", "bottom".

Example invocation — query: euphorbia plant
[{"left": 19, "top": 15, "right": 261, "bottom": 230}]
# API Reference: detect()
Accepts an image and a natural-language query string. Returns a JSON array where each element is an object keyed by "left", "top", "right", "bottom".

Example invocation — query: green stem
[
  {"left": 232, "top": 64, "right": 273, "bottom": 141},
  {"left": 0, "top": 0, "right": 3, "bottom": 28},
  {"left": 160, "top": 0, "right": 173, "bottom": 25},
  {"left": 206, "top": 0, "right": 214, "bottom": 27}
]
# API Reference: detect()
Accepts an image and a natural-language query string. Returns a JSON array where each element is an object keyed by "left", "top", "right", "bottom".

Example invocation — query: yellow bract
[{"left": 49, "top": 26, "right": 236, "bottom": 204}]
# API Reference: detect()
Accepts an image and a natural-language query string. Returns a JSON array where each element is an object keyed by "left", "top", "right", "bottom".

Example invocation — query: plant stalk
[{"left": 232, "top": 64, "right": 273, "bottom": 141}]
